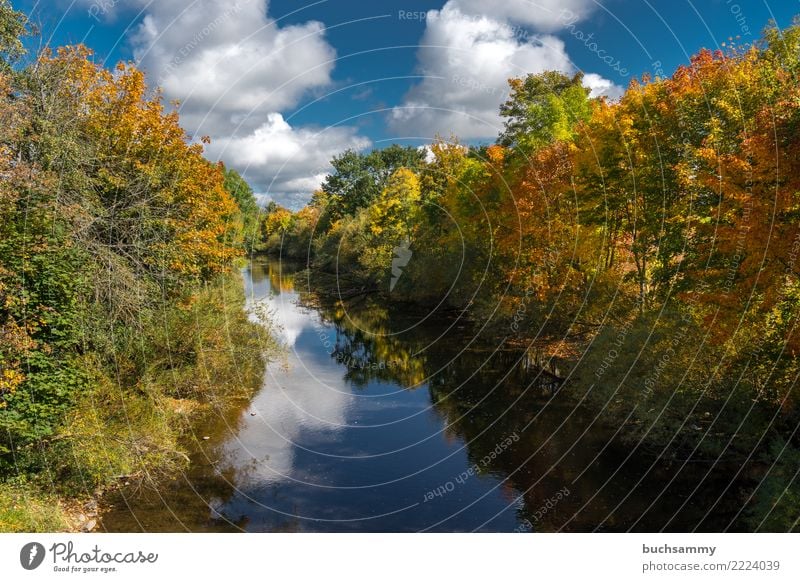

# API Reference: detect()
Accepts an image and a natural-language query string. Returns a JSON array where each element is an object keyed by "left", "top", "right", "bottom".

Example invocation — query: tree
[
  {"left": 0, "top": 0, "right": 27, "bottom": 71},
  {"left": 0, "top": 64, "right": 88, "bottom": 446},
  {"left": 354, "top": 168, "right": 422, "bottom": 287},
  {"left": 25, "top": 46, "right": 241, "bottom": 285},
  {"left": 499, "top": 71, "right": 592, "bottom": 153},
  {"left": 321, "top": 145, "right": 425, "bottom": 220},
  {"left": 419, "top": 137, "right": 468, "bottom": 217},
  {"left": 223, "top": 167, "right": 260, "bottom": 253},
  {"left": 263, "top": 206, "right": 293, "bottom": 238},
  {"left": 367, "top": 167, "right": 421, "bottom": 239},
  {"left": 366, "top": 143, "right": 425, "bottom": 186}
]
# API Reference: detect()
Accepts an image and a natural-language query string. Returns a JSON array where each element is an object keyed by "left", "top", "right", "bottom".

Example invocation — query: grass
[
  {"left": 0, "top": 270, "right": 278, "bottom": 532},
  {"left": 0, "top": 479, "right": 70, "bottom": 532}
]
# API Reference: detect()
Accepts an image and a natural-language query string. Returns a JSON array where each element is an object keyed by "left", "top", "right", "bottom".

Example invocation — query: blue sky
[{"left": 17, "top": 0, "right": 800, "bottom": 207}]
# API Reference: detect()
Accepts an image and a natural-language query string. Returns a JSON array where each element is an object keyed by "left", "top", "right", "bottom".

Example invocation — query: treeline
[
  {"left": 268, "top": 21, "right": 800, "bottom": 530},
  {"left": 0, "top": 3, "right": 270, "bottom": 531}
]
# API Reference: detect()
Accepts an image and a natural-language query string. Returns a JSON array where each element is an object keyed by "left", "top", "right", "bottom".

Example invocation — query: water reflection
[{"left": 102, "top": 257, "right": 746, "bottom": 532}]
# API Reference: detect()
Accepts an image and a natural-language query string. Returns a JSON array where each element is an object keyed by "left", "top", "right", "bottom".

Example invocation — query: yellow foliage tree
[{"left": 37, "top": 46, "right": 242, "bottom": 282}]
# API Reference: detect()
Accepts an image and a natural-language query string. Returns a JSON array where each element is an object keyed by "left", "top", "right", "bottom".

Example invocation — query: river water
[{"left": 102, "top": 257, "right": 747, "bottom": 532}]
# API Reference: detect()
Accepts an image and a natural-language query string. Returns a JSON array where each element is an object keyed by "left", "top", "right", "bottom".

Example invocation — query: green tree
[
  {"left": 223, "top": 167, "right": 261, "bottom": 253},
  {"left": 321, "top": 149, "right": 377, "bottom": 218},
  {"left": 499, "top": 71, "right": 592, "bottom": 153},
  {"left": 0, "top": 0, "right": 27, "bottom": 71},
  {"left": 321, "top": 145, "right": 425, "bottom": 220}
]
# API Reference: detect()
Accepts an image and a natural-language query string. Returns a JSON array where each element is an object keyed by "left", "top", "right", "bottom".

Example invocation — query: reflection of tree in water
[
  {"left": 312, "top": 292, "right": 596, "bottom": 529},
  {"left": 307, "top": 293, "right": 737, "bottom": 531},
  {"left": 313, "top": 298, "right": 429, "bottom": 388},
  {"left": 427, "top": 344, "right": 747, "bottom": 532},
  {"left": 425, "top": 345, "right": 582, "bottom": 530},
  {"left": 267, "top": 262, "right": 297, "bottom": 296},
  {"left": 248, "top": 258, "right": 301, "bottom": 296}
]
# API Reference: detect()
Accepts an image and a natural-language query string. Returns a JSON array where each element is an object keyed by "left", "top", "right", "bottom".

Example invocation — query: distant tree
[
  {"left": 321, "top": 149, "right": 376, "bottom": 218},
  {"left": 359, "top": 167, "right": 422, "bottom": 286},
  {"left": 366, "top": 143, "right": 425, "bottom": 186},
  {"left": 321, "top": 145, "right": 425, "bottom": 220},
  {"left": 418, "top": 138, "right": 468, "bottom": 226},
  {"left": 368, "top": 167, "right": 421, "bottom": 239},
  {"left": 262, "top": 206, "right": 293, "bottom": 238}
]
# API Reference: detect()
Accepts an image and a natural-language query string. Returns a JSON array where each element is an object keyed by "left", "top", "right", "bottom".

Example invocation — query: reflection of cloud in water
[
  {"left": 266, "top": 295, "right": 308, "bottom": 348},
  {"left": 225, "top": 290, "right": 354, "bottom": 486},
  {"left": 244, "top": 260, "right": 308, "bottom": 348}
]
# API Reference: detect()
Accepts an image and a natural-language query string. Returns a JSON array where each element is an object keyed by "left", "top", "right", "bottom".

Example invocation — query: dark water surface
[{"left": 102, "top": 257, "right": 747, "bottom": 532}]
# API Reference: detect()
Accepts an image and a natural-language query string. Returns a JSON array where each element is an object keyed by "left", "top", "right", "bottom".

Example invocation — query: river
[{"left": 102, "top": 256, "right": 748, "bottom": 532}]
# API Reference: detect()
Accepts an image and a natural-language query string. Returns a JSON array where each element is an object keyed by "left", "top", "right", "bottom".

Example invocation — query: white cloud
[
  {"left": 583, "top": 72, "right": 626, "bottom": 100},
  {"left": 205, "top": 113, "right": 371, "bottom": 209},
  {"left": 130, "top": 0, "right": 335, "bottom": 136},
  {"left": 389, "top": 1, "right": 624, "bottom": 140},
  {"left": 450, "top": 0, "right": 596, "bottom": 31},
  {"left": 97, "top": 0, "right": 372, "bottom": 206}
]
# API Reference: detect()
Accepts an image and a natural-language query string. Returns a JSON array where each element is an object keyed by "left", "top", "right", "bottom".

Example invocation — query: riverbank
[
  {"left": 0, "top": 271, "right": 277, "bottom": 532},
  {"left": 0, "top": 35, "right": 273, "bottom": 533}
]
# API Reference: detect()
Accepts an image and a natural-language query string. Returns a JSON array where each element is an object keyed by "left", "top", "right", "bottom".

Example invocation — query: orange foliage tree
[{"left": 34, "top": 46, "right": 241, "bottom": 285}]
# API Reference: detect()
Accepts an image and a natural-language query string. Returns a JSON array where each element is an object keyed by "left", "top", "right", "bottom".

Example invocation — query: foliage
[
  {"left": 499, "top": 71, "right": 592, "bottom": 153},
  {"left": 223, "top": 168, "right": 261, "bottom": 253},
  {"left": 358, "top": 168, "right": 422, "bottom": 287},
  {"left": 0, "top": 35, "right": 271, "bottom": 531},
  {"left": 321, "top": 144, "right": 425, "bottom": 220},
  {"left": 0, "top": 0, "right": 27, "bottom": 70},
  {"left": 272, "top": 23, "right": 800, "bottom": 530}
]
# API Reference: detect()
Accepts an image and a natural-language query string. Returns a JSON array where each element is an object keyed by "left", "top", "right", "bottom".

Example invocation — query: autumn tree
[
  {"left": 1, "top": 45, "right": 244, "bottom": 453},
  {"left": 358, "top": 168, "right": 422, "bottom": 284},
  {"left": 26, "top": 47, "right": 241, "bottom": 287},
  {"left": 321, "top": 145, "right": 425, "bottom": 220}
]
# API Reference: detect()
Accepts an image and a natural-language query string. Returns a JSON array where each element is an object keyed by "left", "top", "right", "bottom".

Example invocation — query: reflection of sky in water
[
  {"left": 104, "top": 259, "right": 738, "bottom": 532},
  {"left": 237, "top": 264, "right": 355, "bottom": 485},
  {"left": 244, "top": 264, "right": 307, "bottom": 348},
  {"left": 224, "top": 348, "right": 356, "bottom": 486},
  {"left": 223, "top": 261, "right": 521, "bottom": 531}
]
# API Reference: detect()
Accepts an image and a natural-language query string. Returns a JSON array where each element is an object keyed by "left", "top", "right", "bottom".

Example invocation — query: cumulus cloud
[
  {"left": 130, "top": 0, "right": 335, "bottom": 135},
  {"left": 450, "top": 0, "right": 596, "bottom": 31},
  {"left": 583, "top": 72, "right": 626, "bottom": 100},
  {"left": 389, "top": 1, "right": 624, "bottom": 140},
  {"left": 88, "top": 0, "right": 370, "bottom": 206},
  {"left": 205, "top": 113, "right": 371, "bottom": 209}
]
